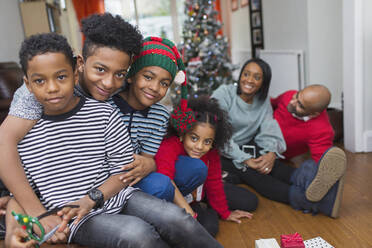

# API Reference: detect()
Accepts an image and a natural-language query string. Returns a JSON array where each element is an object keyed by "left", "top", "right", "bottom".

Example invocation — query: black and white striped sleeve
[{"left": 104, "top": 109, "right": 134, "bottom": 175}]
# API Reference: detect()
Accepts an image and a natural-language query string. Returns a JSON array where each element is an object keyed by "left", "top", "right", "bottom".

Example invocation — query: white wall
[
  {"left": 230, "top": 4, "right": 251, "bottom": 68},
  {"left": 0, "top": 0, "right": 25, "bottom": 63},
  {"left": 342, "top": 0, "right": 372, "bottom": 152},
  {"left": 363, "top": 0, "right": 372, "bottom": 132},
  {"left": 263, "top": 0, "right": 308, "bottom": 51},
  {"left": 307, "top": 0, "right": 343, "bottom": 109},
  {"left": 229, "top": 0, "right": 342, "bottom": 108}
]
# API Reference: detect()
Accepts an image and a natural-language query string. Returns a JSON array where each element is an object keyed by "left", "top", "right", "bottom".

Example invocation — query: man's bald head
[
  {"left": 302, "top": 84, "right": 331, "bottom": 113},
  {"left": 287, "top": 84, "right": 331, "bottom": 117}
]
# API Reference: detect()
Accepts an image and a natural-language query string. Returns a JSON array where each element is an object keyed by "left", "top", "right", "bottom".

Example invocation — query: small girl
[{"left": 155, "top": 90, "right": 258, "bottom": 236}]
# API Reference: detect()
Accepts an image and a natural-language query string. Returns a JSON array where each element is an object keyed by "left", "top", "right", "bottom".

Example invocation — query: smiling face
[
  {"left": 182, "top": 123, "right": 215, "bottom": 159},
  {"left": 123, "top": 66, "right": 172, "bottom": 110},
  {"left": 24, "top": 52, "right": 79, "bottom": 115},
  {"left": 79, "top": 47, "right": 131, "bottom": 101},
  {"left": 287, "top": 91, "right": 308, "bottom": 117},
  {"left": 238, "top": 62, "right": 263, "bottom": 103}
]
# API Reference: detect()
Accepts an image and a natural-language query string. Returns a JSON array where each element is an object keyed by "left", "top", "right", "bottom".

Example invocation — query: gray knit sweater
[{"left": 211, "top": 84, "right": 286, "bottom": 170}]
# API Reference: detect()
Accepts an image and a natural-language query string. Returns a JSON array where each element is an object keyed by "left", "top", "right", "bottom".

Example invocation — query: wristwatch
[{"left": 87, "top": 188, "right": 104, "bottom": 209}]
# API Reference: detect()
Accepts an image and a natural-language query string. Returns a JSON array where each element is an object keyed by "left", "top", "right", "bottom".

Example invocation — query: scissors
[{"left": 12, "top": 204, "right": 79, "bottom": 247}]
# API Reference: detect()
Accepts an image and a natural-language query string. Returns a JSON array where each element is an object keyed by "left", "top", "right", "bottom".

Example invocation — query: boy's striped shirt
[
  {"left": 109, "top": 94, "right": 169, "bottom": 156},
  {"left": 18, "top": 97, "right": 135, "bottom": 242}
]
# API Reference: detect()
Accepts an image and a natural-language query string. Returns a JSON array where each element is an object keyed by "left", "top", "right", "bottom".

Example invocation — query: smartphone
[{"left": 242, "top": 145, "right": 256, "bottom": 158}]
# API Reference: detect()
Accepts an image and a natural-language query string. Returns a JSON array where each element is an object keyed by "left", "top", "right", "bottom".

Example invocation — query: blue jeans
[
  {"left": 135, "top": 156, "right": 208, "bottom": 201},
  {"left": 174, "top": 156, "right": 208, "bottom": 196},
  {"left": 135, "top": 172, "right": 175, "bottom": 201},
  {"left": 72, "top": 191, "right": 222, "bottom": 248}
]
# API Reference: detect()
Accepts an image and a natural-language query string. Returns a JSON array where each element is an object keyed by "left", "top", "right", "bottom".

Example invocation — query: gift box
[
  {"left": 255, "top": 238, "right": 281, "bottom": 248},
  {"left": 303, "top": 236, "right": 334, "bottom": 248},
  {"left": 280, "top": 232, "right": 305, "bottom": 248}
]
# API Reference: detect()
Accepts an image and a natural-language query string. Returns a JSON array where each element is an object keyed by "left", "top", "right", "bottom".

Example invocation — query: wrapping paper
[
  {"left": 255, "top": 238, "right": 281, "bottom": 248},
  {"left": 303, "top": 237, "right": 334, "bottom": 248}
]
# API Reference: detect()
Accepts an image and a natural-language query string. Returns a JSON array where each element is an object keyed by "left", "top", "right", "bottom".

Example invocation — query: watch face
[
  {"left": 91, "top": 189, "right": 101, "bottom": 200},
  {"left": 88, "top": 188, "right": 103, "bottom": 209}
]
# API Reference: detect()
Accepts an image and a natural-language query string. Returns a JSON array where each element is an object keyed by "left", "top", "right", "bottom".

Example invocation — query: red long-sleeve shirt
[
  {"left": 155, "top": 136, "right": 231, "bottom": 219},
  {"left": 271, "top": 90, "right": 334, "bottom": 163}
]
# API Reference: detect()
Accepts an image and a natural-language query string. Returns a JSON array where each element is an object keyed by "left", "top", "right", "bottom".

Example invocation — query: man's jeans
[{"left": 72, "top": 191, "right": 223, "bottom": 248}]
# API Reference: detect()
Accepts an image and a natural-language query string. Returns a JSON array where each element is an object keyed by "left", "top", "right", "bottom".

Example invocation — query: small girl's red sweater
[{"left": 155, "top": 136, "right": 231, "bottom": 219}]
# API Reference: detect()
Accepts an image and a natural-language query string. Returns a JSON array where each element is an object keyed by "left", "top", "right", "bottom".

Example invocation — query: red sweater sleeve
[
  {"left": 271, "top": 92, "right": 285, "bottom": 110},
  {"left": 155, "top": 136, "right": 183, "bottom": 180},
  {"left": 308, "top": 115, "right": 334, "bottom": 162},
  {"left": 203, "top": 150, "right": 231, "bottom": 220}
]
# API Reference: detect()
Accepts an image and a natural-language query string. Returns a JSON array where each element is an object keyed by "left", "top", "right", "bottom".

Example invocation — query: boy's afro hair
[
  {"left": 19, "top": 33, "right": 75, "bottom": 75},
  {"left": 81, "top": 13, "right": 143, "bottom": 59}
]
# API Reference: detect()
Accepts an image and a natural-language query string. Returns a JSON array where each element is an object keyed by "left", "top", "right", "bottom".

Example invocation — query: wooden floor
[
  {"left": 1, "top": 147, "right": 371, "bottom": 248},
  {"left": 216, "top": 148, "right": 372, "bottom": 248}
]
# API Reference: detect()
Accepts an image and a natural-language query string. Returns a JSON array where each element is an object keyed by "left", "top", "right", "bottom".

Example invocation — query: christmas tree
[{"left": 174, "top": 0, "right": 238, "bottom": 101}]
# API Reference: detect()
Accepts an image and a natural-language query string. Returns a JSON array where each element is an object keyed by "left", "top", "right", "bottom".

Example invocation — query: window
[{"left": 105, "top": 0, "right": 185, "bottom": 43}]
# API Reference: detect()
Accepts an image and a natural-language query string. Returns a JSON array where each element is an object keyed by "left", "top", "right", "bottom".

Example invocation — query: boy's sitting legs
[
  {"left": 72, "top": 213, "right": 169, "bottom": 248},
  {"left": 122, "top": 190, "right": 222, "bottom": 248}
]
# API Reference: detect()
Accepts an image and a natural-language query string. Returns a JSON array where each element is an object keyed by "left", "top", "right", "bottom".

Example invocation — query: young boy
[
  {"left": 110, "top": 36, "right": 190, "bottom": 200},
  {"left": 6, "top": 33, "right": 222, "bottom": 248},
  {"left": 0, "top": 13, "right": 152, "bottom": 237},
  {"left": 6, "top": 32, "right": 134, "bottom": 245}
]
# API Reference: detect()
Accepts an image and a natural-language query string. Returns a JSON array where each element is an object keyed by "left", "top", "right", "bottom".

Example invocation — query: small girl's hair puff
[{"left": 167, "top": 95, "right": 232, "bottom": 152}]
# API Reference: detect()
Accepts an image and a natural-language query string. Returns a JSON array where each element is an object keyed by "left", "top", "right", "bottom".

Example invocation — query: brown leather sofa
[{"left": 0, "top": 62, "right": 23, "bottom": 124}]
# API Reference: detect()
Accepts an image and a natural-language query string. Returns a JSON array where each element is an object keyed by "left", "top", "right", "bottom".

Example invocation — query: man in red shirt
[{"left": 271, "top": 85, "right": 334, "bottom": 163}]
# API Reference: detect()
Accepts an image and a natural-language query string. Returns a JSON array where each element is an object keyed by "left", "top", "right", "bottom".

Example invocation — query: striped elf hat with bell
[{"left": 127, "top": 36, "right": 196, "bottom": 134}]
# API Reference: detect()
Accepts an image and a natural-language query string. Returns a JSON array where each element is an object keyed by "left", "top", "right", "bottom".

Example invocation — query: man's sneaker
[
  {"left": 305, "top": 147, "right": 347, "bottom": 202},
  {"left": 318, "top": 179, "right": 345, "bottom": 218},
  {"left": 289, "top": 179, "right": 344, "bottom": 218}
]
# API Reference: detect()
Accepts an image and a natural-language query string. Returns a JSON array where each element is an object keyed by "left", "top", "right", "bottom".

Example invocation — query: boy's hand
[
  {"left": 226, "top": 210, "right": 253, "bottom": 224},
  {"left": 0, "top": 196, "right": 10, "bottom": 215},
  {"left": 38, "top": 215, "right": 68, "bottom": 244},
  {"left": 120, "top": 154, "right": 156, "bottom": 186},
  {"left": 57, "top": 196, "right": 95, "bottom": 232},
  {"left": 8, "top": 228, "right": 37, "bottom": 248}
]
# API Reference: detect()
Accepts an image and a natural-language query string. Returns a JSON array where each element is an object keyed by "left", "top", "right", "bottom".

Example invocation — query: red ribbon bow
[{"left": 280, "top": 233, "right": 304, "bottom": 248}]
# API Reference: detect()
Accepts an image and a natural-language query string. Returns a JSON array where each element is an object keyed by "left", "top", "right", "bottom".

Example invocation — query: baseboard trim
[{"left": 363, "top": 131, "right": 372, "bottom": 152}]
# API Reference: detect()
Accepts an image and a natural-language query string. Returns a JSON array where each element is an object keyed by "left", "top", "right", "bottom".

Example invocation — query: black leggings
[
  {"left": 191, "top": 182, "right": 258, "bottom": 237},
  {"left": 220, "top": 156, "right": 295, "bottom": 204}
]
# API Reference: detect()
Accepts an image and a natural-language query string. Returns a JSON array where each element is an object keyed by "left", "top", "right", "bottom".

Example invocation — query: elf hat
[
  {"left": 127, "top": 36, "right": 186, "bottom": 84},
  {"left": 127, "top": 36, "right": 195, "bottom": 134}
]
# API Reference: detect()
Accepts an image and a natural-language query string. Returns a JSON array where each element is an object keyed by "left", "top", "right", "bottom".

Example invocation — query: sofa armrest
[{"left": 0, "top": 99, "right": 11, "bottom": 111}]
